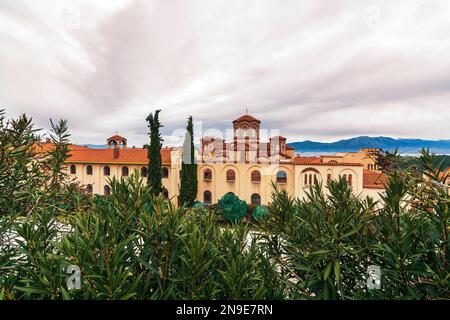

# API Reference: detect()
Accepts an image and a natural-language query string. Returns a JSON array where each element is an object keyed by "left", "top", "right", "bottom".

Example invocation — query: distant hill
[
  {"left": 398, "top": 155, "right": 450, "bottom": 170},
  {"left": 288, "top": 136, "right": 450, "bottom": 154},
  {"left": 82, "top": 144, "right": 108, "bottom": 149}
]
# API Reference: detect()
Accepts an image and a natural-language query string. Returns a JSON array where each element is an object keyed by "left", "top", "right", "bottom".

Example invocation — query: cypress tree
[
  {"left": 146, "top": 110, "right": 163, "bottom": 196},
  {"left": 179, "top": 116, "right": 198, "bottom": 206}
]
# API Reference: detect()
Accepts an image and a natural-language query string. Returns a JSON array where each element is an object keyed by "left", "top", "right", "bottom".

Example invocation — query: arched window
[
  {"left": 163, "top": 188, "right": 169, "bottom": 199},
  {"left": 343, "top": 174, "right": 347, "bottom": 181},
  {"left": 103, "top": 166, "right": 110, "bottom": 176},
  {"left": 251, "top": 170, "right": 261, "bottom": 183},
  {"left": 86, "top": 165, "right": 93, "bottom": 175},
  {"left": 122, "top": 166, "right": 129, "bottom": 177},
  {"left": 226, "top": 169, "right": 236, "bottom": 182},
  {"left": 276, "top": 170, "right": 287, "bottom": 183},
  {"left": 86, "top": 184, "right": 93, "bottom": 194},
  {"left": 203, "top": 191, "right": 212, "bottom": 205},
  {"left": 251, "top": 193, "right": 261, "bottom": 205},
  {"left": 348, "top": 174, "right": 353, "bottom": 186},
  {"left": 327, "top": 173, "right": 332, "bottom": 183},
  {"left": 70, "top": 164, "right": 76, "bottom": 174},
  {"left": 104, "top": 185, "right": 110, "bottom": 195},
  {"left": 302, "top": 168, "right": 320, "bottom": 186},
  {"left": 140, "top": 167, "right": 148, "bottom": 177},
  {"left": 162, "top": 167, "right": 169, "bottom": 178},
  {"left": 203, "top": 169, "right": 212, "bottom": 181}
]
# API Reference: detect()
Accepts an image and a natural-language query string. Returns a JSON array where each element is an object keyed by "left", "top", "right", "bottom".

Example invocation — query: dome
[{"left": 232, "top": 114, "right": 261, "bottom": 123}]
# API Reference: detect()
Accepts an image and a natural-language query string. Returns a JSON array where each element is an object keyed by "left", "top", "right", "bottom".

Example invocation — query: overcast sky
[{"left": 1, "top": 0, "right": 450, "bottom": 146}]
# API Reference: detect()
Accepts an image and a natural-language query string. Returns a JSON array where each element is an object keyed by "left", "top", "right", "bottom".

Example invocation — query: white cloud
[{"left": 1, "top": 0, "right": 450, "bottom": 147}]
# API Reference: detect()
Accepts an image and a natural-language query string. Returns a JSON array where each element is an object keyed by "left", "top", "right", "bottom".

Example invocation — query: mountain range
[
  {"left": 81, "top": 136, "right": 450, "bottom": 155},
  {"left": 288, "top": 136, "right": 450, "bottom": 154}
]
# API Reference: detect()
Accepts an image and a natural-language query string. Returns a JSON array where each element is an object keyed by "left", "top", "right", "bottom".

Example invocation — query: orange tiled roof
[
  {"left": 35, "top": 141, "right": 171, "bottom": 164},
  {"left": 233, "top": 114, "right": 260, "bottom": 123},
  {"left": 293, "top": 156, "right": 363, "bottom": 166},
  {"left": 67, "top": 147, "right": 171, "bottom": 165},
  {"left": 34, "top": 141, "right": 90, "bottom": 153},
  {"left": 107, "top": 134, "right": 127, "bottom": 141},
  {"left": 441, "top": 167, "right": 450, "bottom": 177},
  {"left": 293, "top": 156, "right": 322, "bottom": 164},
  {"left": 363, "top": 170, "right": 388, "bottom": 189}
]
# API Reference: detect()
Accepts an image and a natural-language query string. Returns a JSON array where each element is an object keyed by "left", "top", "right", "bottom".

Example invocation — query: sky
[{"left": 1, "top": 0, "right": 450, "bottom": 147}]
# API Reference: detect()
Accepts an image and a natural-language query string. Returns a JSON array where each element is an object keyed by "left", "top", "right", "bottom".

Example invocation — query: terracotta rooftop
[
  {"left": 363, "top": 170, "right": 388, "bottom": 189},
  {"left": 35, "top": 141, "right": 171, "bottom": 164},
  {"left": 293, "top": 156, "right": 322, "bottom": 164},
  {"left": 107, "top": 134, "right": 127, "bottom": 141},
  {"left": 34, "top": 141, "right": 90, "bottom": 153},
  {"left": 292, "top": 156, "right": 364, "bottom": 167},
  {"left": 67, "top": 147, "right": 171, "bottom": 165},
  {"left": 233, "top": 114, "right": 261, "bottom": 123}
]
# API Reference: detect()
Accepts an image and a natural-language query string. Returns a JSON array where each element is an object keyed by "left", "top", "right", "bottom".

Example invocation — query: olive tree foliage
[
  {"left": 0, "top": 110, "right": 448, "bottom": 300},
  {"left": 259, "top": 149, "right": 449, "bottom": 299},
  {"left": 0, "top": 110, "right": 89, "bottom": 299}
]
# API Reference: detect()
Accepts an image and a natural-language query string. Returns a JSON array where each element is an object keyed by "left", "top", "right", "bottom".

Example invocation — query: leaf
[
  {"left": 324, "top": 262, "right": 332, "bottom": 280},
  {"left": 334, "top": 259, "right": 341, "bottom": 283},
  {"left": 311, "top": 249, "right": 332, "bottom": 255}
]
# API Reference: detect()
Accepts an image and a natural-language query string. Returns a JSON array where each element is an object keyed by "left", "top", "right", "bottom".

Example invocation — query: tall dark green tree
[
  {"left": 146, "top": 110, "right": 163, "bottom": 196},
  {"left": 179, "top": 116, "right": 197, "bottom": 206}
]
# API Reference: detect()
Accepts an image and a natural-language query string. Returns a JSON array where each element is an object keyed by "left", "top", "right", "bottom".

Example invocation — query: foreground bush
[
  {"left": 0, "top": 110, "right": 448, "bottom": 300},
  {"left": 260, "top": 150, "right": 449, "bottom": 299}
]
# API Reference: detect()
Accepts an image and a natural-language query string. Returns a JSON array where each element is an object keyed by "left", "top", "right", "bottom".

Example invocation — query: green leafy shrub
[
  {"left": 1, "top": 111, "right": 448, "bottom": 300},
  {"left": 252, "top": 205, "right": 269, "bottom": 220},
  {"left": 218, "top": 192, "right": 247, "bottom": 223}
]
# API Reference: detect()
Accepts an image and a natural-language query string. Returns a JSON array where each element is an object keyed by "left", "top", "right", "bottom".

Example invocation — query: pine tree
[
  {"left": 179, "top": 116, "right": 198, "bottom": 206},
  {"left": 146, "top": 110, "right": 163, "bottom": 196}
]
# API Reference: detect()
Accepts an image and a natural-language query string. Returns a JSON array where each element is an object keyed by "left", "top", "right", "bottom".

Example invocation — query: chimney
[{"left": 114, "top": 147, "right": 119, "bottom": 159}]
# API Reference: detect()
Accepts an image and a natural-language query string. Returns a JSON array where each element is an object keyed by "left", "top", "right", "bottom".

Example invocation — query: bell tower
[
  {"left": 107, "top": 134, "right": 127, "bottom": 149},
  {"left": 232, "top": 114, "right": 261, "bottom": 141}
]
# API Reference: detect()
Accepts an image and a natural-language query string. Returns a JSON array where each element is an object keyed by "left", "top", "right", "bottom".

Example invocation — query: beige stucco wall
[
  {"left": 196, "top": 162, "right": 295, "bottom": 205},
  {"left": 65, "top": 161, "right": 177, "bottom": 202},
  {"left": 294, "top": 164, "right": 364, "bottom": 200},
  {"left": 322, "top": 149, "right": 379, "bottom": 171},
  {"left": 66, "top": 147, "right": 385, "bottom": 207},
  {"left": 196, "top": 161, "right": 369, "bottom": 205}
]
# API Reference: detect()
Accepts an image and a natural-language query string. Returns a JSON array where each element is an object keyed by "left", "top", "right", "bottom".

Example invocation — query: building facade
[{"left": 43, "top": 114, "right": 387, "bottom": 205}]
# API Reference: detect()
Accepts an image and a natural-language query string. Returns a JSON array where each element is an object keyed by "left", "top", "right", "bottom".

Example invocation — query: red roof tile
[
  {"left": 363, "top": 170, "right": 388, "bottom": 189},
  {"left": 107, "top": 134, "right": 127, "bottom": 141},
  {"left": 67, "top": 147, "right": 171, "bottom": 165},
  {"left": 293, "top": 156, "right": 322, "bottom": 164},
  {"left": 35, "top": 142, "right": 171, "bottom": 164},
  {"left": 233, "top": 114, "right": 261, "bottom": 123}
]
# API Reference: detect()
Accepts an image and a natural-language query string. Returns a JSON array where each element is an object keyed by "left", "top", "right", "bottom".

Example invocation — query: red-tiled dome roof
[
  {"left": 363, "top": 170, "right": 388, "bottom": 189},
  {"left": 233, "top": 114, "right": 261, "bottom": 123},
  {"left": 107, "top": 134, "right": 127, "bottom": 141}
]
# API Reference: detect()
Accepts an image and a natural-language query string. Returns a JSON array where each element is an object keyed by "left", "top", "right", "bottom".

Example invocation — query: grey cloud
[{"left": 1, "top": 0, "right": 450, "bottom": 148}]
